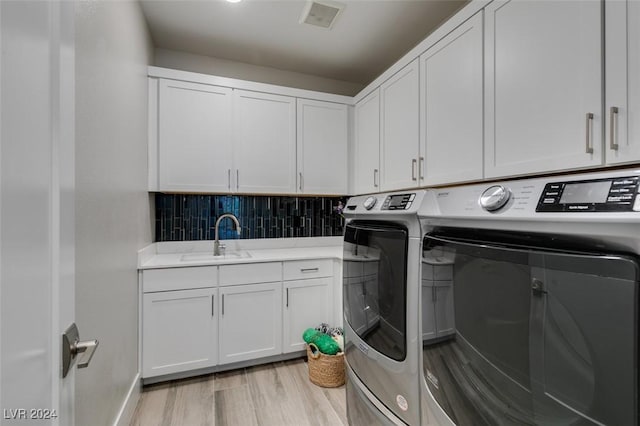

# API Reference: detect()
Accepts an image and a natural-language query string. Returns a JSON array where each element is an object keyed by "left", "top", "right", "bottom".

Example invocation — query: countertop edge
[{"left": 138, "top": 245, "right": 343, "bottom": 270}]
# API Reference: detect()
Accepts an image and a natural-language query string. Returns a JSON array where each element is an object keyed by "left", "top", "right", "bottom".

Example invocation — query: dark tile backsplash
[{"left": 155, "top": 194, "right": 347, "bottom": 242}]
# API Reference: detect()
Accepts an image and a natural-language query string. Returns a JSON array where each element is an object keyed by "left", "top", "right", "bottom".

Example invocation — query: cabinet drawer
[
  {"left": 143, "top": 266, "right": 217, "bottom": 293},
  {"left": 219, "top": 262, "right": 282, "bottom": 286},
  {"left": 283, "top": 259, "right": 333, "bottom": 281}
]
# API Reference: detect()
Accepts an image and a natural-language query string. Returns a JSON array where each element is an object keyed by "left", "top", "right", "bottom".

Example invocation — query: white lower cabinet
[
  {"left": 218, "top": 282, "right": 283, "bottom": 364},
  {"left": 283, "top": 277, "right": 331, "bottom": 353},
  {"left": 142, "top": 287, "right": 217, "bottom": 378},
  {"left": 142, "top": 258, "right": 335, "bottom": 380},
  {"left": 421, "top": 281, "right": 455, "bottom": 341}
]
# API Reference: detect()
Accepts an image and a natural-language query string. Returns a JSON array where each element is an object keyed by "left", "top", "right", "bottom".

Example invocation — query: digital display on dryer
[
  {"left": 536, "top": 175, "right": 640, "bottom": 212},
  {"left": 559, "top": 181, "right": 611, "bottom": 204}
]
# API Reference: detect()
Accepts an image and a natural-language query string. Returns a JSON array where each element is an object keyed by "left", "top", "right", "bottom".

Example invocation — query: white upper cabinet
[
  {"left": 421, "top": 12, "right": 483, "bottom": 186},
  {"left": 484, "top": 0, "right": 603, "bottom": 178},
  {"left": 296, "top": 99, "right": 348, "bottom": 195},
  {"left": 158, "top": 79, "right": 233, "bottom": 192},
  {"left": 605, "top": 0, "right": 640, "bottom": 165},
  {"left": 380, "top": 59, "right": 420, "bottom": 191},
  {"left": 149, "top": 69, "right": 351, "bottom": 195},
  {"left": 233, "top": 90, "right": 297, "bottom": 194},
  {"left": 354, "top": 89, "right": 381, "bottom": 195}
]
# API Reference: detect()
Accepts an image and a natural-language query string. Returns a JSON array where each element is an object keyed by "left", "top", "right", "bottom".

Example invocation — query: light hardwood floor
[{"left": 130, "top": 358, "right": 347, "bottom": 426}]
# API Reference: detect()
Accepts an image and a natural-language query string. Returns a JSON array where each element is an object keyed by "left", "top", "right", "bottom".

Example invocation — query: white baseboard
[{"left": 113, "top": 373, "right": 141, "bottom": 426}]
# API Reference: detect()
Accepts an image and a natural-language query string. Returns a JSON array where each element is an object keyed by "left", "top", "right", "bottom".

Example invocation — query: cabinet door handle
[
  {"left": 227, "top": 169, "right": 231, "bottom": 191},
  {"left": 419, "top": 157, "right": 424, "bottom": 180},
  {"left": 301, "top": 267, "right": 319, "bottom": 272},
  {"left": 299, "top": 172, "right": 303, "bottom": 191},
  {"left": 585, "top": 112, "right": 594, "bottom": 154},
  {"left": 211, "top": 294, "right": 215, "bottom": 316},
  {"left": 374, "top": 169, "right": 379, "bottom": 188},
  {"left": 236, "top": 170, "right": 239, "bottom": 191},
  {"left": 286, "top": 288, "right": 289, "bottom": 308},
  {"left": 412, "top": 159, "right": 417, "bottom": 181},
  {"left": 222, "top": 294, "right": 225, "bottom": 316},
  {"left": 610, "top": 106, "right": 619, "bottom": 151}
]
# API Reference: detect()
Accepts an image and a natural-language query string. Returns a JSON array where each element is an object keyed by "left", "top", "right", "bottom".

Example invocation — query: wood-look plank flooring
[{"left": 130, "top": 358, "right": 347, "bottom": 426}]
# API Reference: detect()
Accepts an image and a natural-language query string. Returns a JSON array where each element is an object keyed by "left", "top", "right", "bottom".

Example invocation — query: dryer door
[{"left": 422, "top": 228, "right": 639, "bottom": 426}]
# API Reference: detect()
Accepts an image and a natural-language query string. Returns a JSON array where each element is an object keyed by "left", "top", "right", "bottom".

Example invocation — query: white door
[
  {"left": 158, "top": 79, "right": 233, "bottom": 192},
  {"left": 283, "top": 278, "right": 331, "bottom": 353},
  {"left": 218, "top": 282, "right": 282, "bottom": 364},
  {"left": 484, "top": 0, "right": 603, "bottom": 178},
  {"left": 605, "top": 0, "right": 640, "bottom": 165},
  {"left": 296, "top": 99, "right": 348, "bottom": 195},
  {"left": 421, "top": 283, "right": 437, "bottom": 341},
  {"left": 142, "top": 288, "right": 217, "bottom": 378},
  {"left": 354, "top": 89, "right": 381, "bottom": 195},
  {"left": 380, "top": 58, "right": 420, "bottom": 191},
  {"left": 421, "top": 12, "right": 483, "bottom": 185},
  {"left": 434, "top": 284, "right": 455, "bottom": 337},
  {"left": 233, "top": 90, "right": 297, "bottom": 194},
  {"left": 1, "top": 1, "right": 77, "bottom": 424}
]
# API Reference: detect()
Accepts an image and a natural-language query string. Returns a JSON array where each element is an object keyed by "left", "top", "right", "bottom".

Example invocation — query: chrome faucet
[{"left": 214, "top": 213, "right": 241, "bottom": 256}]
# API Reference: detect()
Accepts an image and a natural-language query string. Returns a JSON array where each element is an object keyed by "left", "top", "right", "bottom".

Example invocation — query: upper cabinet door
[
  {"left": 484, "top": 0, "right": 603, "bottom": 179},
  {"left": 158, "top": 79, "right": 233, "bottom": 192},
  {"left": 297, "top": 99, "right": 348, "bottom": 195},
  {"left": 233, "top": 90, "right": 297, "bottom": 194},
  {"left": 421, "top": 12, "right": 483, "bottom": 186},
  {"left": 605, "top": 0, "right": 640, "bottom": 165},
  {"left": 380, "top": 59, "right": 420, "bottom": 191},
  {"left": 354, "top": 89, "right": 381, "bottom": 195}
]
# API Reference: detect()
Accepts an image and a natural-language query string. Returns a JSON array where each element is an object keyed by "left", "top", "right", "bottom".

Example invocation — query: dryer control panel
[
  {"left": 536, "top": 175, "right": 640, "bottom": 212},
  {"left": 381, "top": 193, "right": 416, "bottom": 210}
]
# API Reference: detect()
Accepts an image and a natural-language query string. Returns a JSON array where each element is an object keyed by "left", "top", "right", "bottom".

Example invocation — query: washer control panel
[
  {"left": 363, "top": 196, "right": 377, "bottom": 210},
  {"left": 536, "top": 175, "right": 640, "bottom": 212},
  {"left": 479, "top": 185, "right": 512, "bottom": 212},
  {"left": 381, "top": 193, "right": 416, "bottom": 210}
]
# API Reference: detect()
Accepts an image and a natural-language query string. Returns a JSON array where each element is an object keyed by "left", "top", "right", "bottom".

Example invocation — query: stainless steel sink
[{"left": 180, "top": 251, "right": 252, "bottom": 262}]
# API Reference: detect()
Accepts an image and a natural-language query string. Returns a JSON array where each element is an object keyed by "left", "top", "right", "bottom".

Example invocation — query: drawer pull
[
  {"left": 286, "top": 288, "right": 289, "bottom": 307},
  {"left": 301, "top": 267, "right": 319, "bottom": 273}
]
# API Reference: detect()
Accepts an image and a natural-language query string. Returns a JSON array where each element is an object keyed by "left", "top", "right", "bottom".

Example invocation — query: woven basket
[{"left": 306, "top": 343, "right": 345, "bottom": 388}]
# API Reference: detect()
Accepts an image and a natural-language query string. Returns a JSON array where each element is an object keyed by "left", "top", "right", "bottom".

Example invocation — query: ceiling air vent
[{"left": 299, "top": 0, "right": 344, "bottom": 29}]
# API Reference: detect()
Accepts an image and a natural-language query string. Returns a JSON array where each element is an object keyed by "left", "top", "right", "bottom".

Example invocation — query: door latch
[
  {"left": 531, "top": 278, "right": 547, "bottom": 297},
  {"left": 62, "top": 323, "right": 99, "bottom": 378}
]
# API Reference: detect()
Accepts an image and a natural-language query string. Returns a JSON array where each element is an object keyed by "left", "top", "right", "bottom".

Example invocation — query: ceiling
[{"left": 140, "top": 0, "right": 469, "bottom": 87}]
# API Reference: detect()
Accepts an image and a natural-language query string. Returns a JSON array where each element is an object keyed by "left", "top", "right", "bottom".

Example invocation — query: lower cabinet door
[
  {"left": 218, "top": 282, "right": 282, "bottom": 364},
  {"left": 283, "top": 277, "right": 332, "bottom": 353},
  {"left": 142, "top": 288, "right": 217, "bottom": 378}
]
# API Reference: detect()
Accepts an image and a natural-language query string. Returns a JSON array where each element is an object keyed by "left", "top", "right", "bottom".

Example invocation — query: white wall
[
  {"left": 75, "top": 1, "right": 153, "bottom": 425},
  {"left": 155, "top": 47, "right": 365, "bottom": 96}
]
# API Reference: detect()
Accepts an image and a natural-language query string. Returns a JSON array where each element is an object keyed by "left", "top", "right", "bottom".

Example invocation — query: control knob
[
  {"left": 363, "top": 196, "right": 377, "bottom": 210},
  {"left": 479, "top": 185, "right": 511, "bottom": 211}
]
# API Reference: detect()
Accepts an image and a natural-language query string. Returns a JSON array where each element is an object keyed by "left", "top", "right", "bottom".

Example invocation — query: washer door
[{"left": 343, "top": 221, "right": 408, "bottom": 361}]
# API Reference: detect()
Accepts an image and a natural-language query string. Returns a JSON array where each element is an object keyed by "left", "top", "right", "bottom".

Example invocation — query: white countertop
[{"left": 138, "top": 237, "right": 343, "bottom": 270}]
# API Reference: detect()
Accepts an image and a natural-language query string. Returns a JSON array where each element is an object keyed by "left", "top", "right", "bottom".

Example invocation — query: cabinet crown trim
[{"left": 148, "top": 66, "right": 354, "bottom": 105}]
